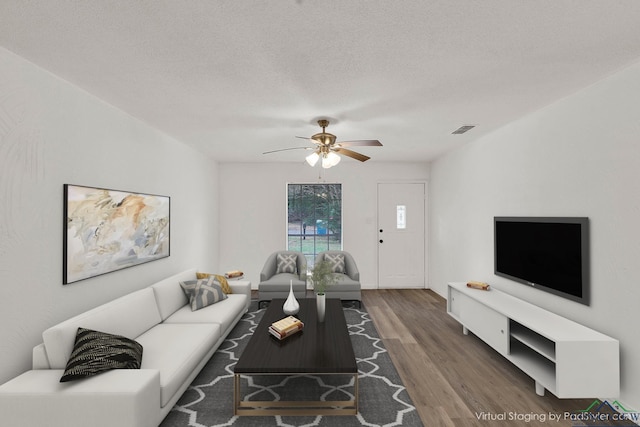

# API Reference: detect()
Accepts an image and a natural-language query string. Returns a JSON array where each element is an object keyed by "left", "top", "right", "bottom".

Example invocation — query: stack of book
[
  {"left": 467, "top": 281, "right": 490, "bottom": 291},
  {"left": 224, "top": 270, "right": 244, "bottom": 280},
  {"left": 269, "top": 315, "right": 304, "bottom": 340}
]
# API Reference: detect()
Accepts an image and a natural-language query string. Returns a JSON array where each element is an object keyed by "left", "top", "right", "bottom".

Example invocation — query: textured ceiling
[{"left": 2, "top": 1, "right": 640, "bottom": 163}]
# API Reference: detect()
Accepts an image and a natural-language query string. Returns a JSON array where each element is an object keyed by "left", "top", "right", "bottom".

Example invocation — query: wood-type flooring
[{"left": 362, "top": 289, "right": 631, "bottom": 427}]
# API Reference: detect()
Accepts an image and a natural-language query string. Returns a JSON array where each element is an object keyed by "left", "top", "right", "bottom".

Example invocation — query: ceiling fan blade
[
  {"left": 263, "top": 147, "right": 311, "bottom": 154},
  {"left": 336, "top": 139, "right": 382, "bottom": 147},
  {"left": 334, "top": 147, "right": 371, "bottom": 162},
  {"left": 296, "top": 136, "right": 322, "bottom": 144}
]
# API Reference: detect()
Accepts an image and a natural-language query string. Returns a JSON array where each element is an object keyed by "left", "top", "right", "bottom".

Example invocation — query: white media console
[{"left": 447, "top": 282, "right": 619, "bottom": 398}]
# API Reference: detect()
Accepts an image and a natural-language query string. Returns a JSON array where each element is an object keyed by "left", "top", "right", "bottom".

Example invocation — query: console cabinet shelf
[
  {"left": 447, "top": 282, "right": 619, "bottom": 398},
  {"left": 510, "top": 322, "right": 555, "bottom": 361}
]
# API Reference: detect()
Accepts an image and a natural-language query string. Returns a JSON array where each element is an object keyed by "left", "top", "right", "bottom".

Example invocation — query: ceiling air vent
[{"left": 452, "top": 125, "right": 476, "bottom": 135}]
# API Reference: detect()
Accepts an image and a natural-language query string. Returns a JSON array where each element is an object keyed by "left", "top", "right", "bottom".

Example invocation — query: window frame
[{"left": 286, "top": 182, "right": 343, "bottom": 270}]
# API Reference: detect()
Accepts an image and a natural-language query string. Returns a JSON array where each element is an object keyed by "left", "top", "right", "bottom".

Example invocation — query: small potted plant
[{"left": 309, "top": 260, "right": 337, "bottom": 322}]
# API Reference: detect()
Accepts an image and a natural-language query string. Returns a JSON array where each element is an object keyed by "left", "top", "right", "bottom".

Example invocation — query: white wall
[
  {"left": 218, "top": 162, "right": 429, "bottom": 289},
  {"left": 429, "top": 61, "right": 640, "bottom": 409},
  {"left": 0, "top": 48, "right": 220, "bottom": 384}
]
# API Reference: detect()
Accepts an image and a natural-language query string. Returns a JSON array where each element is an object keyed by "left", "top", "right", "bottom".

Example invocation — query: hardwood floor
[{"left": 362, "top": 289, "right": 630, "bottom": 427}]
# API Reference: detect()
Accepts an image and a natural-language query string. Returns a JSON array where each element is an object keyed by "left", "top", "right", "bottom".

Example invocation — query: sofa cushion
[
  {"left": 276, "top": 253, "right": 297, "bottom": 274},
  {"left": 0, "top": 369, "right": 160, "bottom": 427},
  {"left": 149, "top": 269, "right": 197, "bottom": 321},
  {"left": 195, "top": 272, "right": 232, "bottom": 294},
  {"left": 60, "top": 328, "right": 143, "bottom": 382},
  {"left": 136, "top": 323, "right": 220, "bottom": 407},
  {"left": 180, "top": 277, "right": 228, "bottom": 311},
  {"left": 43, "top": 288, "right": 162, "bottom": 369},
  {"left": 163, "top": 294, "right": 247, "bottom": 333},
  {"left": 324, "top": 253, "right": 346, "bottom": 273}
]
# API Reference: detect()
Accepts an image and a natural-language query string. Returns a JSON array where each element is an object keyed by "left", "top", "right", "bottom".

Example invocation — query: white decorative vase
[
  {"left": 316, "top": 293, "right": 326, "bottom": 323},
  {"left": 283, "top": 280, "right": 299, "bottom": 315}
]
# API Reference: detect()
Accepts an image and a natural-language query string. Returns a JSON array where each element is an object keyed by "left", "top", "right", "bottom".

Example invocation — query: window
[{"left": 287, "top": 183, "right": 342, "bottom": 269}]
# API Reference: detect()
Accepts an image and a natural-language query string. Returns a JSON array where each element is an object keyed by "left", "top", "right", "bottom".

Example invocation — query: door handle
[
  {"left": 379, "top": 229, "right": 383, "bottom": 233},
  {"left": 379, "top": 239, "right": 383, "bottom": 243}
]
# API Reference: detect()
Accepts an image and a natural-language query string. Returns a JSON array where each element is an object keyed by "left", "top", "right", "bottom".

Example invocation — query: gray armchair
[
  {"left": 258, "top": 251, "right": 307, "bottom": 308},
  {"left": 315, "top": 250, "right": 361, "bottom": 308}
]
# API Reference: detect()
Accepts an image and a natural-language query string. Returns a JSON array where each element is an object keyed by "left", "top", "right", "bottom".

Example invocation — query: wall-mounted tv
[{"left": 494, "top": 217, "right": 589, "bottom": 305}]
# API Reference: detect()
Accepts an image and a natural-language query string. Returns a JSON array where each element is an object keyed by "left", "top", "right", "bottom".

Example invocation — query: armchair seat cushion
[
  {"left": 331, "top": 274, "right": 361, "bottom": 291},
  {"left": 259, "top": 274, "right": 306, "bottom": 291}
]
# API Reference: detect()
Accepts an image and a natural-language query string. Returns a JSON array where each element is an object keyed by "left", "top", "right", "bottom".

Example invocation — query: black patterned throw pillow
[
  {"left": 325, "top": 253, "right": 346, "bottom": 274},
  {"left": 60, "top": 327, "right": 143, "bottom": 382},
  {"left": 180, "top": 276, "right": 228, "bottom": 311},
  {"left": 276, "top": 253, "right": 297, "bottom": 274}
]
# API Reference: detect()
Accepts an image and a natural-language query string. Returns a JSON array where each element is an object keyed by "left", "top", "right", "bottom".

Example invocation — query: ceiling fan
[{"left": 263, "top": 119, "right": 382, "bottom": 168}]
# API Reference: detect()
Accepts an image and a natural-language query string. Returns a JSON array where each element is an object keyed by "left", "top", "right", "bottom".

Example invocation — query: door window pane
[{"left": 397, "top": 205, "right": 406, "bottom": 229}]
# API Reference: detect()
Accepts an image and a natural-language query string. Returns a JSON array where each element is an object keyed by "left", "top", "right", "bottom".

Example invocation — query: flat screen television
[{"left": 494, "top": 217, "right": 589, "bottom": 305}]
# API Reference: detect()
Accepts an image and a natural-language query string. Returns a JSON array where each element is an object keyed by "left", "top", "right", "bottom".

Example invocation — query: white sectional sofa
[{"left": 0, "top": 268, "right": 251, "bottom": 427}]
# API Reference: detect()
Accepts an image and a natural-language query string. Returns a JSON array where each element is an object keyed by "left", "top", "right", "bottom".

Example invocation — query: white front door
[{"left": 377, "top": 182, "right": 426, "bottom": 288}]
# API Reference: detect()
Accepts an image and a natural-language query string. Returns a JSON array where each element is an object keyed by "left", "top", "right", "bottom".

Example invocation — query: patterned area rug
[{"left": 160, "top": 301, "right": 423, "bottom": 427}]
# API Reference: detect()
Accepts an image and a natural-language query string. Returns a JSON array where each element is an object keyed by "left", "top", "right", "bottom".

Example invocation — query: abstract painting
[{"left": 64, "top": 184, "right": 170, "bottom": 284}]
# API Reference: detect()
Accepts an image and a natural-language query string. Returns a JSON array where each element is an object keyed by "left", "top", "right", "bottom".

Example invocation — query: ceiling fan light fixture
[
  {"left": 320, "top": 151, "right": 341, "bottom": 169},
  {"left": 306, "top": 151, "right": 320, "bottom": 166},
  {"left": 327, "top": 151, "right": 341, "bottom": 166},
  {"left": 321, "top": 154, "right": 332, "bottom": 169}
]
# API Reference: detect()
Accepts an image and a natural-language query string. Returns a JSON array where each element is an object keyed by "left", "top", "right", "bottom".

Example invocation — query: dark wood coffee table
[{"left": 234, "top": 298, "right": 358, "bottom": 416}]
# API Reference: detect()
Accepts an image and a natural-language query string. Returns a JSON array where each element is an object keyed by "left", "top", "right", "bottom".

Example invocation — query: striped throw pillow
[
  {"left": 60, "top": 328, "right": 143, "bottom": 382},
  {"left": 195, "top": 272, "right": 232, "bottom": 294},
  {"left": 276, "top": 253, "right": 297, "bottom": 274},
  {"left": 324, "top": 253, "right": 346, "bottom": 274},
  {"left": 180, "top": 276, "right": 228, "bottom": 311}
]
